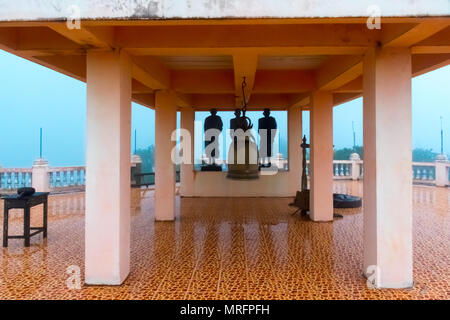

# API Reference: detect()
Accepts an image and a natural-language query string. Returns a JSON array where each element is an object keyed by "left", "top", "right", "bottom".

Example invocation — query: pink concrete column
[
  {"left": 155, "top": 91, "right": 177, "bottom": 221},
  {"left": 310, "top": 91, "right": 334, "bottom": 222},
  {"left": 287, "top": 106, "right": 302, "bottom": 194},
  {"left": 85, "top": 50, "right": 132, "bottom": 285},
  {"left": 180, "top": 107, "right": 195, "bottom": 197},
  {"left": 363, "top": 47, "right": 413, "bottom": 288}
]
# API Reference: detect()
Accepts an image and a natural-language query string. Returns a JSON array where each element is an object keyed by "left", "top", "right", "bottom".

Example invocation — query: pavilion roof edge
[{"left": 0, "top": 0, "right": 449, "bottom": 22}]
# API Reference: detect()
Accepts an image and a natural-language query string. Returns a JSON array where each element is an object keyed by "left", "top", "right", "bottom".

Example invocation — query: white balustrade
[
  {"left": 333, "top": 160, "right": 353, "bottom": 179},
  {"left": 0, "top": 168, "right": 33, "bottom": 190},
  {"left": 303, "top": 159, "right": 447, "bottom": 186},
  {"left": 48, "top": 167, "right": 86, "bottom": 189},
  {"left": 1, "top": 158, "right": 449, "bottom": 192},
  {"left": 306, "top": 158, "right": 363, "bottom": 181},
  {"left": 412, "top": 162, "right": 436, "bottom": 184}
]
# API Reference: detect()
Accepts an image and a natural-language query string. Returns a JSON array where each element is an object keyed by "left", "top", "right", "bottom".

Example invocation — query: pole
[
  {"left": 40, "top": 128, "right": 42, "bottom": 158},
  {"left": 352, "top": 121, "right": 356, "bottom": 150},
  {"left": 440, "top": 116, "right": 444, "bottom": 155},
  {"left": 134, "top": 129, "right": 137, "bottom": 155}
]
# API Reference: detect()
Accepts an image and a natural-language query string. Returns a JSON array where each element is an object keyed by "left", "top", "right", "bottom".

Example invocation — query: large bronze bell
[
  {"left": 227, "top": 134, "right": 259, "bottom": 180},
  {"left": 226, "top": 77, "right": 260, "bottom": 180}
]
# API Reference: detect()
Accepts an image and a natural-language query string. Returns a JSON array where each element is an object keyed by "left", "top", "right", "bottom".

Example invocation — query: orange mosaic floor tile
[{"left": 0, "top": 181, "right": 449, "bottom": 300}]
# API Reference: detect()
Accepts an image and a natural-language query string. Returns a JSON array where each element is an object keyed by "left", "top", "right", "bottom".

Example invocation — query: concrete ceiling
[{"left": 0, "top": 18, "right": 449, "bottom": 110}]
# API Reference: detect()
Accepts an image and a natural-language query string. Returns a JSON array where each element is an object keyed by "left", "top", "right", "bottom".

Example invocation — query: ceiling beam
[
  {"left": 412, "top": 53, "right": 450, "bottom": 77},
  {"left": 46, "top": 23, "right": 114, "bottom": 49},
  {"left": 288, "top": 93, "right": 311, "bottom": 109},
  {"left": 411, "top": 26, "right": 450, "bottom": 53},
  {"left": 328, "top": 52, "right": 450, "bottom": 94},
  {"left": 16, "top": 27, "right": 81, "bottom": 53},
  {"left": 132, "top": 93, "right": 155, "bottom": 109},
  {"left": 0, "top": 29, "right": 88, "bottom": 82},
  {"left": 233, "top": 53, "right": 258, "bottom": 106},
  {"left": 127, "top": 47, "right": 368, "bottom": 56},
  {"left": 412, "top": 46, "right": 450, "bottom": 54},
  {"left": 334, "top": 76, "right": 362, "bottom": 93},
  {"left": 172, "top": 69, "right": 315, "bottom": 94},
  {"left": 116, "top": 24, "right": 379, "bottom": 50},
  {"left": 191, "top": 93, "right": 290, "bottom": 110},
  {"left": 132, "top": 56, "right": 170, "bottom": 90},
  {"left": 248, "top": 94, "right": 289, "bottom": 108},
  {"left": 174, "top": 91, "right": 193, "bottom": 109},
  {"left": 315, "top": 55, "right": 362, "bottom": 90},
  {"left": 383, "top": 21, "right": 450, "bottom": 47},
  {"left": 172, "top": 70, "right": 234, "bottom": 94},
  {"left": 333, "top": 92, "right": 362, "bottom": 107},
  {"left": 192, "top": 94, "right": 235, "bottom": 109},
  {"left": 253, "top": 70, "right": 315, "bottom": 93},
  {"left": 0, "top": 27, "right": 17, "bottom": 48},
  {"left": 132, "top": 79, "right": 153, "bottom": 94},
  {"left": 0, "top": 26, "right": 83, "bottom": 56},
  {"left": 31, "top": 54, "right": 86, "bottom": 82},
  {"left": 132, "top": 91, "right": 192, "bottom": 109}
]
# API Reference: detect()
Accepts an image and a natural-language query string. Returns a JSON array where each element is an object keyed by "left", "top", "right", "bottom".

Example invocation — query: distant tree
[
  {"left": 334, "top": 146, "right": 363, "bottom": 160},
  {"left": 412, "top": 148, "right": 437, "bottom": 162},
  {"left": 332, "top": 146, "right": 439, "bottom": 162},
  {"left": 334, "top": 147, "right": 353, "bottom": 160},
  {"left": 136, "top": 145, "right": 155, "bottom": 173},
  {"left": 328, "top": 146, "right": 442, "bottom": 162},
  {"left": 355, "top": 146, "right": 364, "bottom": 159}
]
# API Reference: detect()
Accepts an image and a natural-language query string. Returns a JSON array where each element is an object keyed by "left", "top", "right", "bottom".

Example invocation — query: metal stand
[{"left": 289, "top": 136, "right": 310, "bottom": 216}]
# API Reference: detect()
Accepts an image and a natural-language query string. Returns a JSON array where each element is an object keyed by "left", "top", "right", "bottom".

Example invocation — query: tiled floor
[{"left": 0, "top": 181, "right": 449, "bottom": 299}]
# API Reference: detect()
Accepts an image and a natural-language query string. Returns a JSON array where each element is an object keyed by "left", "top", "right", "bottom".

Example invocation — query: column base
[
  {"left": 154, "top": 218, "right": 176, "bottom": 222},
  {"left": 362, "top": 271, "right": 414, "bottom": 289},
  {"left": 85, "top": 274, "right": 130, "bottom": 286}
]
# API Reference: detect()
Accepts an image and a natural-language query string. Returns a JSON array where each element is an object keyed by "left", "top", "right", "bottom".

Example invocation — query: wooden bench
[{"left": 2, "top": 192, "right": 49, "bottom": 247}]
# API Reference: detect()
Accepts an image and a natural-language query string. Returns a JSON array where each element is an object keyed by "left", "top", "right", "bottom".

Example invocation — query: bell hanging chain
[{"left": 241, "top": 77, "right": 248, "bottom": 116}]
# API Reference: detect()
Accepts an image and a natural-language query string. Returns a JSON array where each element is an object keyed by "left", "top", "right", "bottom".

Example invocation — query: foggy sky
[{"left": 0, "top": 49, "right": 448, "bottom": 168}]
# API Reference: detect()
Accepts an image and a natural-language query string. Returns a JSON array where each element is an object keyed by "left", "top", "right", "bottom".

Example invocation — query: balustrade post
[
  {"left": 349, "top": 153, "right": 361, "bottom": 181},
  {"left": 32, "top": 158, "right": 50, "bottom": 192},
  {"left": 0, "top": 172, "right": 4, "bottom": 190},
  {"left": 435, "top": 154, "right": 449, "bottom": 187},
  {"left": 131, "top": 154, "right": 142, "bottom": 186}
]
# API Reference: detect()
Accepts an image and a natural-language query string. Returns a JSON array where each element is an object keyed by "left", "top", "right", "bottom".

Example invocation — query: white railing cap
[
  {"left": 49, "top": 166, "right": 85, "bottom": 171},
  {"left": 0, "top": 168, "right": 33, "bottom": 173},
  {"left": 412, "top": 162, "right": 436, "bottom": 167}
]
